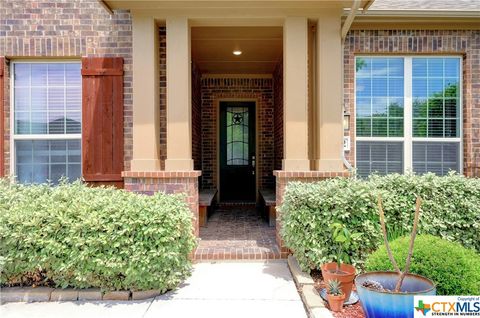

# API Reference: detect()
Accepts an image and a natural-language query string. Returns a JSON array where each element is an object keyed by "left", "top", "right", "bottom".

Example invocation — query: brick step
[{"left": 194, "top": 245, "right": 288, "bottom": 261}]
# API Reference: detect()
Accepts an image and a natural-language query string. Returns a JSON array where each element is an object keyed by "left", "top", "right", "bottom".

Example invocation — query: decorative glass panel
[
  {"left": 226, "top": 107, "right": 249, "bottom": 165},
  {"left": 412, "top": 58, "right": 460, "bottom": 138},
  {"left": 413, "top": 142, "right": 460, "bottom": 176},
  {"left": 355, "top": 57, "right": 404, "bottom": 137},
  {"left": 14, "top": 63, "right": 82, "bottom": 135},
  {"left": 15, "top": 139, "right": 81, "bottom": 184},
  {"left": 356, "top": 141, "right": 404, "bottom": 177}
]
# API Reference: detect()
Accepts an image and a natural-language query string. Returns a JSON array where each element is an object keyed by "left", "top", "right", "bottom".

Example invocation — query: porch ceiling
[{"left": 191, "top": 26, "right": 282, "bottom": 74}]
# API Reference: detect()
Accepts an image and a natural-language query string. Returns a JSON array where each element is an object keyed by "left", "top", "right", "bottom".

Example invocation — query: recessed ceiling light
[{"left": 233, "top": 50, "right": 242, "bottom": 56}]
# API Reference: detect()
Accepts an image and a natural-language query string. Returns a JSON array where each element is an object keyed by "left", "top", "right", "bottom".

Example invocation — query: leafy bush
[
  {"left": 366, "top": 235, "right": 480, "bottom": 295},
  {"left": 280, "top": 173, "right": 480, "bottom": 271},
  {"left": 0, "top": 179, "right": 196, "bottom": 291}
]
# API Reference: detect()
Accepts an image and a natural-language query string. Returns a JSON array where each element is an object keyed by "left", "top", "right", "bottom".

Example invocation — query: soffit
[
  {"left": 191, "top": 26, "right": 282, "bottom": 74},
  {"left": 369, "top": 0, "right": 479, "bottom": 12}
]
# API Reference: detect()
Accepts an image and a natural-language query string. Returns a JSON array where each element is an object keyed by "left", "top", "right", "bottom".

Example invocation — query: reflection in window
[
  {"left": 412, "top": 58, "right": 460, "bottom": 138},
  {"left": 226, "top": 107, "right": 249, "bottom": 165},
  {"left": 355, "top": 56, "right": 462, "bottom": 178},
  {"left": 13, "top": 62, "right": 82, "bottom": 184},
  {"left": 15, "top": 140, "right": 81, "bottom": 184},
  {"left": 356, "top": 57, "right": 404, "bottom": 137},
  {"left": 14, "top": 63, "right": 81, "bottom": 135}
]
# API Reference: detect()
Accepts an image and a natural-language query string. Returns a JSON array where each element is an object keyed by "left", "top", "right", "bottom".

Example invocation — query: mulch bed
[
  {"left": 311, "top": 270, "right": 365, "bottom": 318},
  {"left": 1, "top": 270, "right": 56, "bottom": 288}
]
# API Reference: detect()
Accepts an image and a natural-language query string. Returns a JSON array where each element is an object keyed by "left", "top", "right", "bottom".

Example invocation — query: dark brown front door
[{"left": 219, "top": 101, "right": 256, "bottom": 202}]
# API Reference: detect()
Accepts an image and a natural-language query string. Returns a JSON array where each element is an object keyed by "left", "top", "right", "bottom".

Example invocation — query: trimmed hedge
[
  {"left": 0, "top": 179, "right": 197, "bottom": 291},
  {"left": 366, "top": 235, "right": 480, "bottom": 295},
  {"left": 280, "top": 173, "right": 480, "bottom": 272}
]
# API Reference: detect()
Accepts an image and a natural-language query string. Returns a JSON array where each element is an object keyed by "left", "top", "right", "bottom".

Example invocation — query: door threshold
[{"left": 218, "top": 201, "right": 256, "bottom": 207}]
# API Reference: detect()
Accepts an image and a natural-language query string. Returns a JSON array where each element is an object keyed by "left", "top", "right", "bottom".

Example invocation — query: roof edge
[{"left": 344, "top": 9, "right": 480, "bottom": 18}]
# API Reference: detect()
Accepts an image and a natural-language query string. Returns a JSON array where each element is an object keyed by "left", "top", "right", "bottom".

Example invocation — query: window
[
  {"left": 226, "top": 106, "right": 249, "bottom": 166},
  {"left": 355, "top": 57, "right": 461, "bottom": 177},
  {"left": 12, "top": 62, "right": 82, "bottom": 184}
]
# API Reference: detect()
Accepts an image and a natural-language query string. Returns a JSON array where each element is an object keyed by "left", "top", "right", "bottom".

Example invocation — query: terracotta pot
[
  {"left": 327, "top": 293, "right": 346, "bottom": 312},
  {"left": 321, "top": 262, "right": 356, "bottom": 301}
]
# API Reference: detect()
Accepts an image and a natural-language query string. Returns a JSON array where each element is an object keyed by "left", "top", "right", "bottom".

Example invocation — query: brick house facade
[
  {"left": 0, "top": 0, "right": 133, "bottom": 177},
  {"left": 1, "top": 0, "right": 479, "bottom": 256}
]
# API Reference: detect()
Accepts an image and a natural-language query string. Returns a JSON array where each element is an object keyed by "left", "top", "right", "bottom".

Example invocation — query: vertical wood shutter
[
  {"left": 81, "top": 57, "right": 124, "bottom": 182},
  {"left": 0, "top": 57, "right": 5, "bottom": 177}
]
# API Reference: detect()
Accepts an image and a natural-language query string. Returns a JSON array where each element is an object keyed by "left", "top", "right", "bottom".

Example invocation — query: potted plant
[
  {"left": 355, "top": 196, "right": 436, "bottom": 318},
  {"left": 321, "top": 222, "right": 362, "bottom": 301},
  {"left": 326, "top": 279, "right": 346, "bottom": 312}
]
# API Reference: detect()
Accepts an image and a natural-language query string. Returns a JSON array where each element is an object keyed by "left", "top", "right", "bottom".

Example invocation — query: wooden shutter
[
  {"left": 0, "top": 57, "right": 4, "bottom": 177},
  {"left": 81, "top": 57, "right": 124, "bottom": 184}
]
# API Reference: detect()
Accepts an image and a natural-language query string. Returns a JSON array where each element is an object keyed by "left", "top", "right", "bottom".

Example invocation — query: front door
[{"left": 219, "top": 101, "right": 256, "bottom": 202}]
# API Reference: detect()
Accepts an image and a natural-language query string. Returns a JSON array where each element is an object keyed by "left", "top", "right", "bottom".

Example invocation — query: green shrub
[
  {"left": 280, "top": 173, "right": 480, "bottom": 272},
  {"left": 0, "top": 179, "right": 197, "bottom": 291},
  {"left": 366, "top": 235, "right": 480, "bottom": 295}
]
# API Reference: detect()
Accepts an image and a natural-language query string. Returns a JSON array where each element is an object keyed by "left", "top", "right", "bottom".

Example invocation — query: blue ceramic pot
[{"left": 355, "top": 271, "right": 436, "bottom": 318}]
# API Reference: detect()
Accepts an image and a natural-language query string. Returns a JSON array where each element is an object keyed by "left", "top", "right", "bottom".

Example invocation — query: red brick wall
[
  {"left": 0, "top": 0, "right": 133, "bottom": 175},
  {"left": 344, "top": 30, "right": 480, "bottom": 177},
  {"left": 201, "top": 76, "right": 275, "bottom": 191},
  {"left": 273, "top": 63, "right": 284, "bottom": 171},
  {"left": 159, "top": 27, "right": 167, "bottom": 170},
  {"left": 192, "top": 62, "right": 202, "bottom": 171}
]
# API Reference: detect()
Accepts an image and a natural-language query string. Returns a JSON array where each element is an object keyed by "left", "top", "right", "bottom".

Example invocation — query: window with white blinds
[
  {"left": 12, "top": 62, "right": 82, "bottom": 184},
  {"left": 355, "top": 57, "right": 462, "bottom": 177}
]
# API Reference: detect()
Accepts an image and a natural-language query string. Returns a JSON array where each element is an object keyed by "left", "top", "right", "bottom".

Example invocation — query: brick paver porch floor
[{"left": 194, "top": 205, "right": 285, "bottom": 260}]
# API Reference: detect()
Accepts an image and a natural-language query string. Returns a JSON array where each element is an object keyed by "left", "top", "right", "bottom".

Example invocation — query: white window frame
[
  {"left": 10, "top": 60, "right": 82, "bottom": 181},
  {"left": 355, "top": 55, "right": 463, "bottom": 174}
]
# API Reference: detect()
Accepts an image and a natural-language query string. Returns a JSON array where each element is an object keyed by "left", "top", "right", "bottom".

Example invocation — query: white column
[
  {"left": 165, "top": 17, "right": 194, "bottom": 171},
  {"left": 315, "top": 10, "right": 344, "bottom": 172},
  {"left": 282, "top": 17, "right": 310, "bottom": 171},
  {"left": 131, "top": 14, "right": 161, "bottom": 171}
]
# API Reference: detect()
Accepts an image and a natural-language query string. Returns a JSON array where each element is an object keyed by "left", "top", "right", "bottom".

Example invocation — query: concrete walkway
[{"left": 1, "top": 261, "right": 307, "bottom": 318}]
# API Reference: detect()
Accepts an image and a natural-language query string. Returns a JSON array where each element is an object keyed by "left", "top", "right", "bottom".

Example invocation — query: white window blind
[
  {"left": 412, "top": 142, "right": 460, "bottom": 176},
  {"left": 357, "top": 141, "right": 404, "bottom": 176},
  {"left": 12, "top": 62, "right": 82, "bottom": 184}
]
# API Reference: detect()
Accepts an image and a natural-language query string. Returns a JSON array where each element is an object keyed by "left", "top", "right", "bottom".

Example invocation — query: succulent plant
[{"left": 327, "top": 279, "right": 344, "bottom": 296}]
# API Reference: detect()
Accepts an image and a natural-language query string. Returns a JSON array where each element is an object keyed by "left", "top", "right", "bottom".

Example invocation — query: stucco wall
[
  {"left": 0, "top": 0, "right": 133, "bottom": 175},
  {"left": 344, "top": 29, "right": 480, "bottom": 177}
]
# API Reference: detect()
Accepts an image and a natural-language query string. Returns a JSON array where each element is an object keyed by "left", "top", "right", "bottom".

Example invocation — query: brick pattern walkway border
[{"left": 194, "top": 205, "right": 286, "bottom": 260}]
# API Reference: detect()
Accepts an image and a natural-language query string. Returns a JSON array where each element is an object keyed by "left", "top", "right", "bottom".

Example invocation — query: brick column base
[
  {"left": 273, "top": 170, "right": 351, "bottom": 252},
  {"left": 122, "top": 171, "right": 202, "bottom": 236}
]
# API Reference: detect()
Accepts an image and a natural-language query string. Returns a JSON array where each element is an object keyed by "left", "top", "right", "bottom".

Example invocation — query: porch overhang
[
  {"left": 103, "top": 0, "right": 373, "bottom": 22},
  {"left": 122, "top": 0, "right": 370, "bottom": 179}
]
